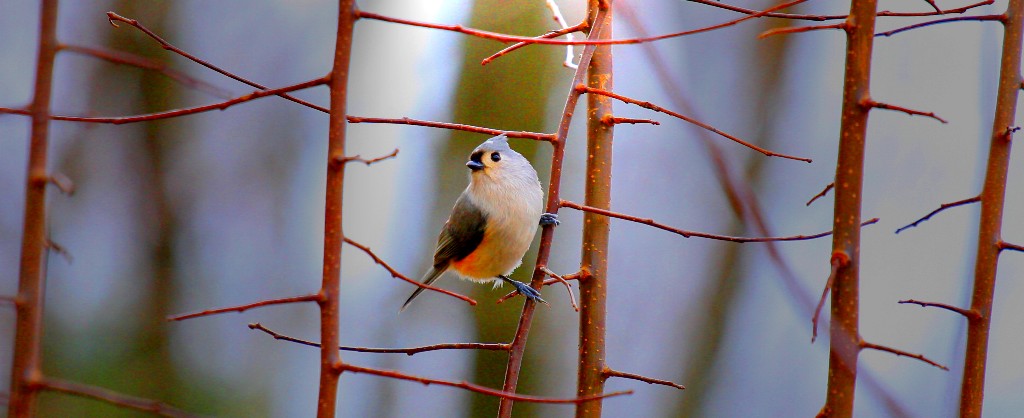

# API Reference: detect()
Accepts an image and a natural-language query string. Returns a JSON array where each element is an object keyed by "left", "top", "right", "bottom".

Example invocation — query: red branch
[
  {"left": 337, "top": 363, "right": 632, "bottom": 404},
  {"left": 876, "top": 14, "right": 1006, "bottom": 37},
  {"left": 46, "top": 172, "right": 75, "bottom": 195},
  {"left": 356, "top": 0, "right": 808, "bottom": 46},
  {"left": 59, "top": 44, "right": 231, "bottom": 99},
  {"left": 759, "top": 22, "right": 847, "bottom": 39},
  {"left": 806, "top": 182, "right": 835, "bottom": 206},
  {"left": 860, "top": 341, "right": 949, "bottom": 371},
  {"left": 895, "top": 196, "right": 980, "bottom": 234},
  {"left": 898, "top": 299, "right": 980, "bottom": 320},
  {"left": 603, "top": 368, "right": 685, "bottom": 390},
  {"left": 812, "top": 253, "right": 846, "bottom": 343},
  {"left": 39, "top": 378, "right": 199, "bottom": 418},
  {"left": 342, "top": 237, "right": 476, "bottom": 305},
  {"left": 999, "top": 241, "right": 1024, "bottom": 253},
  {"left": 334, "top": 148, "right": 399, "bottom": 166},
  {"left": 559, "top": 200, "right": 877, "bottom": 243},
  {"left": 5, "top": 77, "right": 329, "bottom": 124},
  {"left": 684, "top": 0, "right": 993, "bottom": 21},
  {"left": 105, "top": 12, "right": 328, "bottom": 113},
  {"left": 600, "top": 115, "right": 660, "bottom": 126},
  {"left": 248, "top": 322, "right": 509, "bottom": 355},
  {"left": 345, "top": 116, "right": 556, "bottom": 142},
  {"left": 166, "top": 294, "right": 321, "bottom": 321},
  {"left": 577, "top": 85, "right": 811, "bottom": 162},
  {"left": 863, "top": 99, "right": 948, "bottom": 123},
  {"left": 481, "top": 21, "right": 589, "bottom": 66}
]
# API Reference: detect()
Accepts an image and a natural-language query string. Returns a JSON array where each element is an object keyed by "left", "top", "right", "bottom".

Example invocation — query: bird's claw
[
  {"left": 500, "top": 276, "right": 548, "bottom": 305},
  {"left": 540, "top": 212, "right": 560, "bottom": 226}
]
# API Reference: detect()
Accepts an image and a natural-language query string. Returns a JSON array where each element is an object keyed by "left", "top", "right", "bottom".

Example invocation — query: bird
[{"left": 401, "top": 134, "right": 559, "bottom": 311}]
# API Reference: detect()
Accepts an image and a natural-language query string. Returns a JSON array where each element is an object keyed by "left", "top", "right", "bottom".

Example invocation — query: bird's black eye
[{"left": 490, "top": 152, "right": 501, "bottom": 162}]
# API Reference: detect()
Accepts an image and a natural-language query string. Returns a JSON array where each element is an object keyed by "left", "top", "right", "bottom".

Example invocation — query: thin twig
[
  {"left": 684, "top": 0, "right": 993, "bottom": 21},
  {"left": 167, "top": 294, "right": 321, "bottom": 321},
  {"left": 343, "top": 237, "right": 477, "bottom": 305},
  {"left": 759, "top": 22, "right": 847, "bottom": 39},
  {"left": 337, "top": 363, "right": 632, "bottom": 404},
  {"left": 40, "top": 378, "right": 201, "bottom": 418},
  {"left": 603, "top": 368, "right": 685, "bottom": 390},
  {"left": 876, "top": 14, "right": 1005, "bottom": 37},
  {"left": 806, "top": 182, "right": 835, "bottom": 206},
  {"left": 105, "top": 12, "right": 328, "bottom": 113},
  {"left": 481, "top": 22, "right": 587, "bottom": 67},
  {"left": 357, "top": 0, "right": 808, "bottom": 46},
  {"left": 998, "top": 241, "right": 1024, "bottom": 253},
  {"left": 922, "top": 0, "right": 943, "bottom": 13},
  {"left": 864, "top": 99, "right": 948, "bottom": 123},
  {"left": 60, "top": 44, "right": 232, "bottom": 99},
  {"left": 560, "top": 200, "right": 877, "bottom": 243},
  {"left": 860, "top": 341, "right": 950, "bottom": 371},
  {"left": 44, "top": 239, "right": 72, "bottom": 264},
  {"left": 345, "top": 116, "right": 556, "bottom": 142},
  {"left": 47, "top": 172, "right": 75, "bottom": 195},
  {"left": 334, "top": 149, "right": 399, "bottom": 166},
  {"left": 812, "top": 253, "right": 846, "bottom": 343},
  {"left": 898, "top": 299, "right": 980, "bottom": 320},
  {"left": 895, "top": 196, "right": 980, "bottom": 234},
  {"left": 539, "top": 266, "right": 579, "bottom": 311},
  {"left": 577, "top": 85, "right": 811, "bottom": 162},
  {"left": 546, "top": 0, "right": 580, "bottom": 68},
  {"left": 248, "top": 322, "right": 509, "bottom": 355},
  {"left": 600, "top": 115, "right": 660, "bottom": 126}
]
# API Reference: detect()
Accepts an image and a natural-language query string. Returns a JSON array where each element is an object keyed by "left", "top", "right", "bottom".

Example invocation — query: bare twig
[
  {"left": 342, "top": 237, "right": 476, "bottom": 305},
  {"left": 546, "top": 0, "right": 580, "bottom": 68},
  {"left": 812, "top": 254, "right": 845, "bottom": 343},
  {"left": 922, "top": 0, "right": 943, "bottom": 13},
  {"left": 40, "top": 378, "right": 201, "bottom": 418},
  {"left": 248, "top": 323, "right": 509, "bottom": 355},
  {"left": 539, "top": 266, "right": 579, "bottom": 311},
  {"left": 560, "top": 200, "right": 878, "bottom": 243},
  {"left": 105, "top": 12, "right": 328, "bottom": 113},
  {"left": 759, "top": 22, "right": 847, "bottom": 39},
  {"left": 338, "top": 363, "right": 632, "bottom": 404},
  {"left": 577, "top": 85, "right": 812, "bottom": 162},
  {"left": 60, "top": 44, "right": 231, "bottom": 99},
  {"left": 898, "top": 299, "right": 980, "bottom": 320},
  {"left": 44, "top": 239, "right": 72, "bottom": 264},
  {"left": 807, "top": 182, "right": 835, "bottom": 206},
  {"left": 684, "top": 0, "right": 993, "bottom": 21},
  {"left": 167, "top": 294, "right": 321, "bottom": 321},
  {"left": 863, "top": 99, "right": 948, "bottom": 123},
  {"left": 999, "top": 241, "right": 1024, "bottom": 253},
  {"left": 357, "top": 0, "right": 808, "bottom": 46},
  {"left": 481, "top": 22, "right": 587, "bottom": 67},
  {"left": 345, "top": 116, "right": 556, "bottom": 142},
  {"left": 334, "top": 149, "right": 399, "bottom": 166},
  {"left": 860, "top": 341, "right": 949, "bottom": 371},
  {"left": 46, "top": 172, "right": 75, "bottom": 195},
  {"left": 603, "top": 368, "right": 685, "bottom": 390},
  {"left": 875, "top": 14, "right": 1005, "bottom": 37},
  {"left": 895, "top": 196, "right": 980, "bottom": 234},
  {"left": 600, "top": 115, "right": 659, "bottom": 126}
]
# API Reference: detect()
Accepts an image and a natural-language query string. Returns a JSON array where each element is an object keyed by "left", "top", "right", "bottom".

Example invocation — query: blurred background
[{"left": 1, "top": 0, "right": 1022, "bottom": 416}]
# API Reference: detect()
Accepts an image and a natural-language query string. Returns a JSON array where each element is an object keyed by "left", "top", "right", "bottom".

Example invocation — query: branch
[
  {"left": 540, "top": 266, "right": 578, "bottom": 311},
  {"left": 895, "top": 195, "right": 980, "bottom": 234},
  {"left": 806, "top": 182, "right": 835, "bottom": 206},
  {"left": 577, "top": 85, "right": 811, "bottom": 162},
  {"left": 603, "top": 368, "right": 685, "bottom": 390},
  {"left": 860, "top": 341, "right": 950, "bottom": 371},
  {"left": 999, "top": 241, "right": 1024, "bottom": 252},
  {"left": 59, "top": 44, "right": 231, "bottom": 99},
  {"left": 759, "top": 22, "right": 847, "bottom": 39},
  {"left": 600, "top": 115, "right": 660, "bottom": 126},
  {"left": 559, "top": 200, "right": 877, "bottom": 243},
  {"left": 345, "top": 116, "right": 556, "bottom": 142},
  {"left": 898, "top": 299, "right": 980, "bottom": 320},
  {"left": 863, "top": 99, "right": 948, "bottom": 123},
  {"left": 545, "top": 0, "right": 581, "bottom": 69},
  {"left": 27, "top": 77, "right": 329, "bottom": 124},
  {"left": 357, "top": 0, "right": 808, "bottom": 46},
  {"left": 496, "top": 271, "right": 583, "bottom": 306},
  {"left": 248, "top": 322, "right": 509, "bottom": 355},
  {"left": 922, "top": 0, "right": 943, "bottom": 13},
  {"left": 876, "top": 14, "right": 1005, "bottom": 37},
  {"left": 684, "top": 0, "right": 994, "bottom": 21},
  {"left": 337, "top": 363, "right": 632, "bottom": 404},
  {"left": 481, "top": 21, "right": 587, "bottom": 66},
  {"left": 44, "top": 239, "right": 73, "bottom": 264},
  {"left": 46, "top": 172, "right": 75, "bottom": 195},
  {"left": 334, "top": 148, "right": 399, "bottom": 166},
  {"left": 167, "top": 294, "right": 321, "bottom": 321},
  {"left": 342, "top": 237, "right": 477, "bottom": 305},
  {"left": 105, "top": 12, "right": 328, "bottom": 113},
  {"left": 40, "top": 378, "right": 201, "bottom": 418},
  {"left": 812, "top": 253, "right": 846, "bottom": 343}
]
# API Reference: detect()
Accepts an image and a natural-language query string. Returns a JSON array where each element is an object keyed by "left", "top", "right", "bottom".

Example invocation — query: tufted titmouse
[{"left": 401, "top": 134, "right": 558, "bottom": 311}]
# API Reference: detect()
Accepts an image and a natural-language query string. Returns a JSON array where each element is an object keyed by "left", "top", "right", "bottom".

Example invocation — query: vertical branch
[
  {"left": 496, "top": 7, "right": 611, "bottom": 418},
  {"left": 7, "top": 1, "right": 60, "bottom": 416},
  {"left": 317, "top": 1, "right": 357, "bottom": 417},
  {"left": 575, "top": 1, "right": 613, "bottom": 417},
  {"left": 960, "top": 3, "right": 1023, "bottom": 417},
  {"left": 821, "top": 1, "right": 877, "bottom": 417}
]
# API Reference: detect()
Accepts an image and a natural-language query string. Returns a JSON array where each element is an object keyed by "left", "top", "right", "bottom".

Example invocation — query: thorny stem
[
  {"left": 7, "top": 1, "right": 59, "bottom": 416},
  {"left": 960, "top": 2, "right": 1024, "bottom": 417}
]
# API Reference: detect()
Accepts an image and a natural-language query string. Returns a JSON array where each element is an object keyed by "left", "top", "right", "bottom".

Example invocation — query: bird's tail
[{"left": 400, "top": 266, "right": 446, "bottom": 312}]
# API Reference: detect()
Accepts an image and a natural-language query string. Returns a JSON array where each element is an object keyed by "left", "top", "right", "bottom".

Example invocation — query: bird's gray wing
[{"left": 432, "top": 193, "right": 488, "bottom": 268}]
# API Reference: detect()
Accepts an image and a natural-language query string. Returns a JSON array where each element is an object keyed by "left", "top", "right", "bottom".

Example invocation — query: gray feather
[{"left": 400, "top": 266, "right": 446, "bottom": 312}]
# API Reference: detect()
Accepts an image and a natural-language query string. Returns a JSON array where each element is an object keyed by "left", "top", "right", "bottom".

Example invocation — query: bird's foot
[
  {"left": 499, "top": 275, "right": 547, "bottom": 305},
  {"left": 539, "top": 212, "right": 560, "bottom": 226}
]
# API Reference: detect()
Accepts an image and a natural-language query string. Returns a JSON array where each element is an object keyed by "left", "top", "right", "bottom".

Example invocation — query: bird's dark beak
[{"left": 466, "top": 160, "right": 485, "bottom": 171}]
